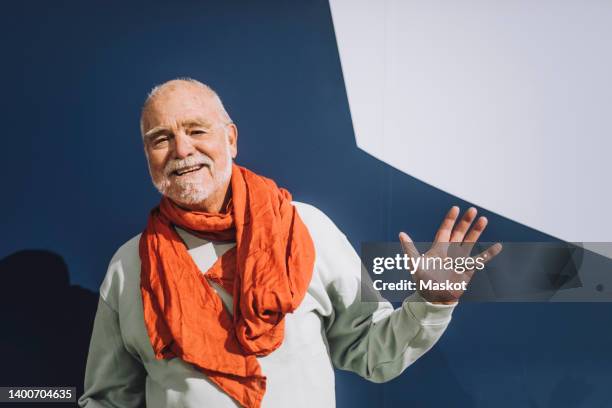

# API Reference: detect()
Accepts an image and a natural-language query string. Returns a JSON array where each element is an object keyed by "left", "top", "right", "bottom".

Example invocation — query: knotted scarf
[{"left": 139, "top": 164, "right": 315, "bottom": 408}]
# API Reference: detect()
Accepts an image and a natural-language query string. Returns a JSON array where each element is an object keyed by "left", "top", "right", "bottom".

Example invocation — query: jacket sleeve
[
  {"left": 305, "top": 205, "right": 456, "bottom": 383},
  {"left": 78, "top": 296, "right": 147, "bottom": 408}
]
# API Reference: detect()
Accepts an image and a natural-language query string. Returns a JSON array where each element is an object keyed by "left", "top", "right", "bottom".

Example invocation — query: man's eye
[
  {"left": 153, "top": 136, "right": 169, "bottom": 147},
  {"left": 190, "top": 129, "right": 208, "bottom": 136}
]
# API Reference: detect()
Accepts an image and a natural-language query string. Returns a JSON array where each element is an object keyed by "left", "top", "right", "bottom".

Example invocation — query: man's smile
[{"left": 172, "top": 164, "right": 206, "bottom": 177}]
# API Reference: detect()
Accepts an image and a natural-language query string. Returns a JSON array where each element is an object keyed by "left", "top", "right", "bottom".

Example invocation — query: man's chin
[
  {"left": 152, "top": 180, "right": 211, "bottom": 205},
  {"left": 166, "top": 188, "right": 211, "bottom": 206},
  {"left": 153, "top": 172, "right": 229, "bottom": 207}
]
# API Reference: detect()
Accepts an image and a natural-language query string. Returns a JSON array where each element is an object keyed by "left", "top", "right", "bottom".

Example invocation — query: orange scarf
[{"left": 139, "top": 164, "right": 315, "bottom": 408}]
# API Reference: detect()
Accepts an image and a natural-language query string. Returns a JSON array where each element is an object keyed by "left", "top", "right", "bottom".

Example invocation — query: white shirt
[{"left": 78, "top": 201, "right": 456, "bottom": 408}]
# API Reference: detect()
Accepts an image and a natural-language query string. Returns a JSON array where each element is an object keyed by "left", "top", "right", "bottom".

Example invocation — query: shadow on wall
[{"left": 0, "top": 250, "right": 97, "bottom": 403}]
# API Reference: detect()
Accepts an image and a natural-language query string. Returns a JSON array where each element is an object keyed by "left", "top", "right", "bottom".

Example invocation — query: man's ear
[{"left": 227, "top": 123, "right": 238, "bottom": 158}]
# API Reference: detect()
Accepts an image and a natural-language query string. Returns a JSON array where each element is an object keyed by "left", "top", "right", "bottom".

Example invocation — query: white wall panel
[{"left": 330, "top": 0, "right": 612, "bottom": 248}]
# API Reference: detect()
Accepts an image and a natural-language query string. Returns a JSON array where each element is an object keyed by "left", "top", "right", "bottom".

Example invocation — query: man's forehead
[{"left": 141, "top": 84, "right": 222, "bottom": 131}]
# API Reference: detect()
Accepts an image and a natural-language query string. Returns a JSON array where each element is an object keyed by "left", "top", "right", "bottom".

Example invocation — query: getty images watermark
[
  {"left": 360, "top": 242, "right": 612, "bottom": 302},
  {"left": 371, "top": 251, "right": 487, "bottom": 292}
]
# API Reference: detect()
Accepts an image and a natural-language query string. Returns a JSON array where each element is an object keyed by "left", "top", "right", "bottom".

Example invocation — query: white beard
[{"left": 151, "top": 145, "right": 233, "bottom": 207}]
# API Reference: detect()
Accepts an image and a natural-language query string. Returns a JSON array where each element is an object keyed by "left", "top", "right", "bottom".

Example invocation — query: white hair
[{"left": 140, "top": 77, "right": 233, "bottom": 135}]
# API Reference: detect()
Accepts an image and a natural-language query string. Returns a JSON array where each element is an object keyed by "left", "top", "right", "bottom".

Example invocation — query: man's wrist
[{"left": 402, "top": 291, "right": 457, "bottom": 325}]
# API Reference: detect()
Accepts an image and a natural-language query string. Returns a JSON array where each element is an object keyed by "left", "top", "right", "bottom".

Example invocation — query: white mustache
[{"left": 164, "top": 154, "right": 213, "bottom": 176}]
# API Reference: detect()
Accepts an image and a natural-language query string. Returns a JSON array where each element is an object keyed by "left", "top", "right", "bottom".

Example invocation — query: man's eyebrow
[
  {"left": 143, "top": 126, "right": 170, "bottom": 141},
  {"left": 143, "top": 118, "right": 214, "bottom": 140}
]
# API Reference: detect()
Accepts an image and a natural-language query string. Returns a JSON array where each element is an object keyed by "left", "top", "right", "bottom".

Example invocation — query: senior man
[{"left": 79, "top": 78, "right": 500, "bottom": 408}]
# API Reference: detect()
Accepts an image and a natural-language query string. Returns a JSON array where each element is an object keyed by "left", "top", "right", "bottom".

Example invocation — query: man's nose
[{"left": 173, "top": 132, "right": 196, "bottom": 159}]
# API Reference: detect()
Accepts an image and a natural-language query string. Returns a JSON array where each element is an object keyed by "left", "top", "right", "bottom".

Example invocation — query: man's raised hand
[{"left": 398, "top": 206, "right": 503, "bottom": 304}]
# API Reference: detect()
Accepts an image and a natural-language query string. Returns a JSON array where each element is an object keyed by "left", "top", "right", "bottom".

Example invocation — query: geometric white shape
[{"left": 330, "top": 0, "right": 612, "bottom": 247}]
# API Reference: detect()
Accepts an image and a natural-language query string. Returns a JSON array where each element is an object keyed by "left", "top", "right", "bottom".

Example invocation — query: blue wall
[{"left": 1, "top": 0, "right": 611, "bottom": 406}]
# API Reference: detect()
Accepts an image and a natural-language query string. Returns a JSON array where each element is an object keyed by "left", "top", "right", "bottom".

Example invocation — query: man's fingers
[
  {"left": 461, "top": 216, "right": 489, "bottom": 253},
  {"left": 433, "top": 206, "right": 460, "bottom": 243},
  {"left": 399, "top": 232, "right": 420, "bottom": 259},
  {"left": 450, "top": 207, "right": 477, "bottom": 243},
  {"left": 475, "top": 242, "right": 503, "bottom": 264}
]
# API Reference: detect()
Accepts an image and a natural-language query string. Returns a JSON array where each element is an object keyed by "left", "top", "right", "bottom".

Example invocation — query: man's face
[{"left": 141, "top": 82, "right": 237, "bottom": 209}]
